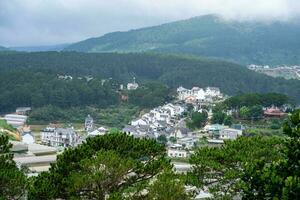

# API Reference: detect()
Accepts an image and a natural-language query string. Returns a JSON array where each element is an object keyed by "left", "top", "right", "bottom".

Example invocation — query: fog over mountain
[{"left": 1, "top": 0, "right": 300, "bottom": 46}]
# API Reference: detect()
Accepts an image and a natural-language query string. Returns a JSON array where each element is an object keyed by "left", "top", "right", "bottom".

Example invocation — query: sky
[{"left": 1, "top": 0, "right": 300, "bottom": 47}]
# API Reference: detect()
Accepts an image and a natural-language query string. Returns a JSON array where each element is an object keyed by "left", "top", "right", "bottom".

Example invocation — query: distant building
[
  {"left": 127, "top": 77, "right": 139, "bottom": 90},
  {"left": 12, "top": 142, "right": 57, "bottom": 174},
  {"left": 21, "top": 126, "right": 35, "bottom": 144},
  {"left": 219, "top": 128, "right": 242, "bottom": 140},
  {"left": 170, "top": 127, "right": 191, "bottom": 139},
  {"left": 4, "top": 114, "right": 28, "bottom": 128},
  {"left": 131, "top": 118, "right": 148, "bottom": 126},
  {"left": 167, "top": 144, "right": 189, "bottom": 158},
  {"left": 264, "top": 108, "right": 286, "bottom": 117},
  {"left": 16, "top": 107, "right": 31, "bottom": 115},
  {"left": 85, "top": 115, "right": 94, "bottom": 132},
  {"left": 231, "top": 124, "right": 246, "bottom": 131},
  {"left": 88, "top": 127, "right": 107, "bottom": 137},
  {"left": 121, "top": 94, "right": 129, "bottom": 102},
  {"left": 57, "top": 74, "right": 73, "bottom": 80},
  {"left": 177, "top": 86, "right": 223, "bottom": 102},
  {"left": 204, "top": 124, "right": 226, "bottom": 134},
  {"left": 41, "top": 126, "right": 78, "bottom": 148},
  {"left": 207, "top": 139, "right": 224, "bottom": 144}
]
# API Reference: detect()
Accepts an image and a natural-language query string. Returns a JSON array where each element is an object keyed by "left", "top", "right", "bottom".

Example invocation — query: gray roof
[
  {"left": 157, "top": 120, "right": 168, "bottom": 127},
  {"left": 177, "top": 127, "right": 190, "bottom": 135},
  {"left": 138, "top": 125, "right": 151, "bottom": 131},
  {"left": 122, "top": 125, "right": 137, "bottom": 133},
  {"left": 165, "top": 127, "right": 175, "bottom": 134},
  {"left": 22, "top": 131, "right": 33, "bottom": 137}
]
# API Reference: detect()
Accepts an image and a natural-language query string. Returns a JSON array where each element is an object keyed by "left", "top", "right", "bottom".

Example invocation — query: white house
[
  {"left": 206, "top": 87, "right": 221, "bottom": 97},
  {"left": 41, "top": 126, "right": 78, "bottom": 148},
  {"left": 21, "top": 126, "right": 35, "bottom": 144},
  {"left": 219, "top": 128, "right": 242, "bottom": 140},
  {"left": 4, "top": 114, "right": 28, "bottom": 128},
  {"left": 85, "top": 115, "right": 94, "bottom": 132},
  {"left": 170, "top": 127, "right": 191, "bottom": 139},
  {"left": 177, "top": 86, "right": 222, "bottom": 103},
  {"left": 88, "top": 127, "right": 107, "bottom": 137},
  {"left": 131, "top": 118, "right": 148, "bottom": 126},
  {"left": 167, "top": 144, "right": 189, "bottom": 158},
  {"left": 127, "top": 77, "right": 139, "bottom": 90},
  {"left": 177, "top": 137, "right": 197, "bottom": 149},
  {"left": 22, "top": 132, "right": 35, "bottom": 144},
  {"left": 16, "top": 107, "right": 31, "bottom": 115}
]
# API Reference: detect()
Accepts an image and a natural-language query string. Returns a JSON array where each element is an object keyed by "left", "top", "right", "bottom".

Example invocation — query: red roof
[{"left": 264, "top": 108, "right": 286, "bottom": 116}]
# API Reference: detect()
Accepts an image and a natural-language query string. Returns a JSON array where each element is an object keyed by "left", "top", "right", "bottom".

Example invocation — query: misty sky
[{"left": 1, "top": 0, "right": 300, "bottom": 47}]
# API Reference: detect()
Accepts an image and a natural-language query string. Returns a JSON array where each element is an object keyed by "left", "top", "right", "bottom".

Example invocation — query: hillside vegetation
[
  {"left": 0, "top": 52, "right": 300, "bottom": 114},
  {"left": 0, "top": 46, "right": 8, "bottom": 51},
  {"left": 65, "top": 15, "right": 300, "bottom": 66}
]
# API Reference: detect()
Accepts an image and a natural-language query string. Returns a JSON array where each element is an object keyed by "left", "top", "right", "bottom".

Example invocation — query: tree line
[
  {"left": 1, "top": 52, "right": 300, "bottom": 113},
  {"left": 0, "top": 68, "right": 170, "bottom": 114}
]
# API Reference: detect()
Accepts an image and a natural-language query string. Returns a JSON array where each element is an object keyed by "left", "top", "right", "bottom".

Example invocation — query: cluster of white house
[
  {"left": 122, "top": 103, "right": 203, "bottom": 159},
  {"left": 167, "top": 124, "right": 244, "bottom": 159},
  {"left": 177, "top": 86, "right": 223, "bottom": 104},
  {"left": 123, "top": 103, "right": 185, "bottom": 138}
]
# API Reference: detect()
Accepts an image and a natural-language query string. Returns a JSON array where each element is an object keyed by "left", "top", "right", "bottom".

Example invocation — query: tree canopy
[
  {"left": 28, "top": 132, "right": 189, "bottom": 200},
  {"left": 241, "top": 110, "right": 300, "bottom": 199},
  {"left": 1, "top": 52, "right": 300, "bottom": 114},
  {"left": 186, "top": 111, "right": 208, "bottom": 130},
  {"left": 0, "top": 134, "right": 27, "bottom": 200},
  {"left": 188, "top": 136, "right": 284, "bottom": 199},
  {"left": 224, "top": 93, "right": 290, "bottom": 109}
]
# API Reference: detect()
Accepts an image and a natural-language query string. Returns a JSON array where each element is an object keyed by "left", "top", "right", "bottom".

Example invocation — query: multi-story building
[
  {"left": 219, "top": 128, "right": 242, "bottom": 140},
  {"left": 85, "top": 115, "right": 94, "bottom": 132},
  {"left": 4, "top": 114, "right": 28, "bottom": 128},
  {"left": 41, "top": 126, "right": 78, "bottom": 148}
]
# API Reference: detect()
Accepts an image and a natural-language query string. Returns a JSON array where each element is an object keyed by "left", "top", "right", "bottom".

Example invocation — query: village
[
  {"left": 248, "top": 64, "right": 300, "bottom": 80},
  {"left": 0, "top": 79, "right": 292, "bottom": 200},
  {"left": 0, "top": 79, "right": 288, "bottom": 180}
]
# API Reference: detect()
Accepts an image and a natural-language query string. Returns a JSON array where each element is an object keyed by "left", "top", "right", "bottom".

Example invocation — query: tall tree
[
  {"left": 188, "top": 136, "right": 284, "bottom": 199},
  {"left": 0, "top": 134, "right": 27, "bottom": 200},
  {"left": 28, "top": 132, "right": 172, "bottom": 199},
  {"left": 241, "top": 110, "right": 300, "bottom": 199},
  {"left": 146, "top": 170, "right": 191, "bottom": 200},
  {"left": 187, "top": 111, "right": 208, "bottom": 130}
]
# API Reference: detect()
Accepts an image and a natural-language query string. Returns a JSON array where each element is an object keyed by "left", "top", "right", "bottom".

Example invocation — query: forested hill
[
  {"left": 0, "top": 52, "right": 300, "bottom": 112},
  {"left": 65, "top": 15, "right": 300, "bottom": 66},
  {"left": 0, "top": 46, "right": 8, "bottom": 51}
]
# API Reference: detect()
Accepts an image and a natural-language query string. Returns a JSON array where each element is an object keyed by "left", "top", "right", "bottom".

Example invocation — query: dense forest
[
  {"left": 223, "top": 93, "right": 291, "bottom": 109},
  {"left": 65, "top": 15, "right": 300, "bottom": 66},
  {"left": 1, "top": 52, "right": 300, "bottom": 114}
]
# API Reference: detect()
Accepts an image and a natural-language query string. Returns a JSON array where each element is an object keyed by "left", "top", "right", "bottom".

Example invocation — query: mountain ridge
[
  {"left": 64, "top": 15, "right": 300, "bottom": 66},
  {"left": 0, "top": 46, "right": 8, "bottom": 51}
]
